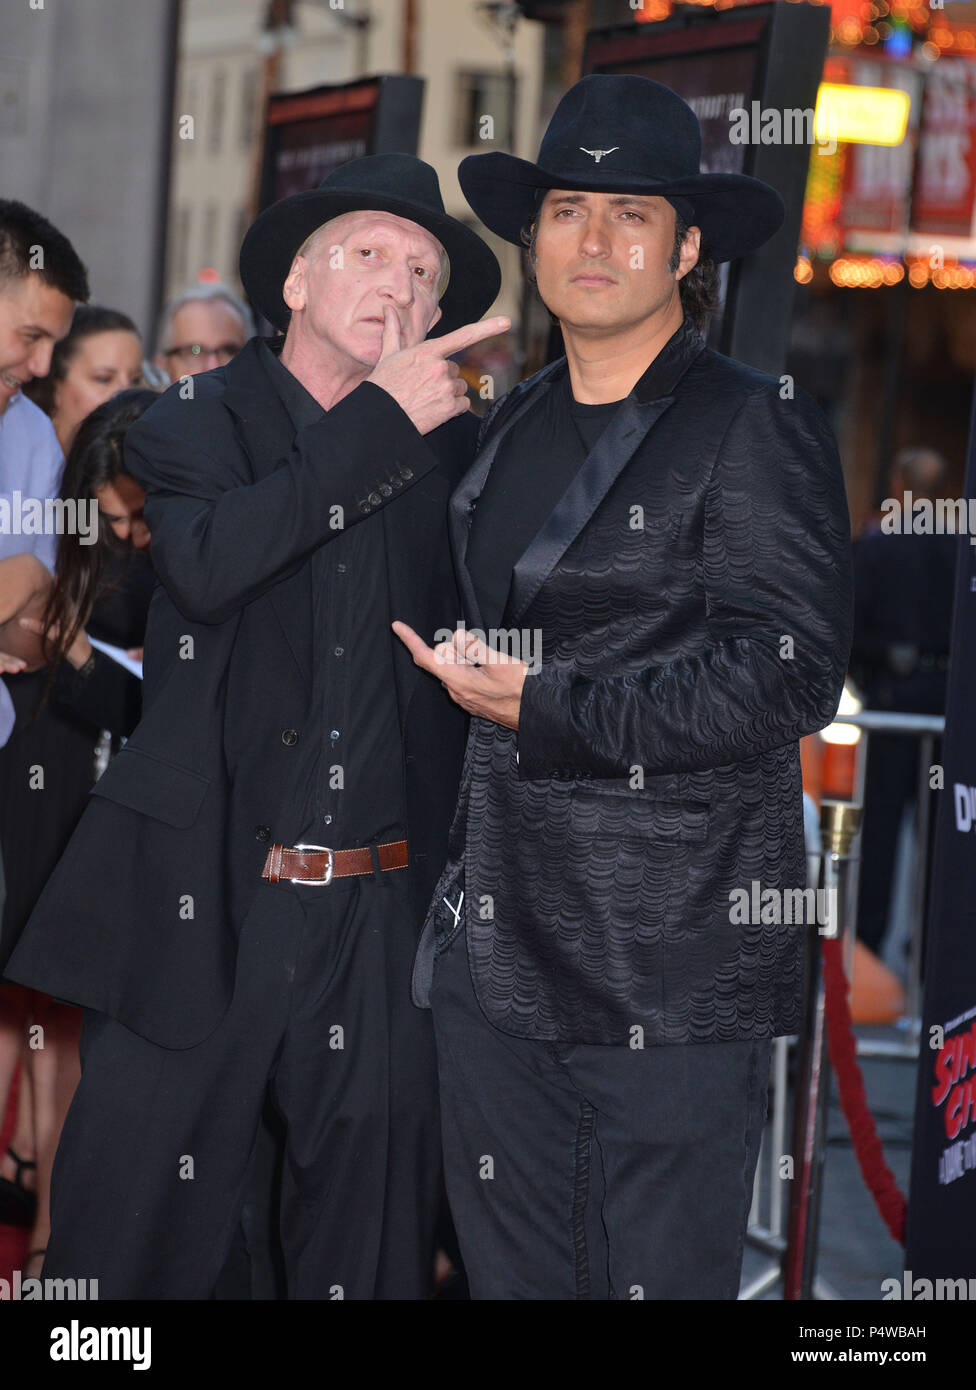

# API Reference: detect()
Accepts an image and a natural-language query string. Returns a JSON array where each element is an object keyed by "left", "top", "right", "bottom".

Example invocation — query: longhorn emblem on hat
[{"left": 459, "top": 75, "right": 786, "bottom": 262}]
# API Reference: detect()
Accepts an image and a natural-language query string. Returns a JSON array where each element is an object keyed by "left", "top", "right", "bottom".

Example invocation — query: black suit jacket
[
  {"left": 415, "top": 319, "right": 853, "bottom": 1045},
  {"left": 7, "top": 338, "right": 472, "bottom": 1047}
]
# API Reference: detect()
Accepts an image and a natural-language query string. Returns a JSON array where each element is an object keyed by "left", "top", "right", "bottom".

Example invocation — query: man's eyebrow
[
  {"left": 545, "top": 192, "right": 654, "bottom": 207},
  {"left": 348, "top": 229, "right": 440, "bottom": 260},
  {"left": 20, "top": 324, "right": 56, "bottom": 336}
]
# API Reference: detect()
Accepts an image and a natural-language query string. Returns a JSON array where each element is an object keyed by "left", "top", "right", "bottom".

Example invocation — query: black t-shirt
[{"left": 466, "top": 370, "right": 624, "bottom": 631}]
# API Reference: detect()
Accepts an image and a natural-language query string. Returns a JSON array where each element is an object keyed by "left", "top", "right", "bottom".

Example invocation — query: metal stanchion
[
  {"left": 740, "top": 1032, "right": 792, "bottom": 1299},
  {"left": 783, "top": 799, "right": 861, "bottom": 1301},
  {"left": 741, "top": 812, "right": 824, "bottom": 1299},
  {"left": 744, "top": 708, "right": 941, "bottom": 1295},
  {"left": 832, "top": 710, "right": 943, "bottom": 1061}
]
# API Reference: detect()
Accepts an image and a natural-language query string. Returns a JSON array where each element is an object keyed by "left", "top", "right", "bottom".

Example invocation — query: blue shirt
[{"left": 0, "top": 391, "right": 64, "bottom": 745}]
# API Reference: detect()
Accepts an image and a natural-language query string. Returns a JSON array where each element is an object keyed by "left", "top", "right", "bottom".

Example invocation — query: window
[
  {"left": 202, "top": 205, "right": 219, "bottom": 268},
  {"left": 172, "top": 206, "right": 191, "bottom": 287},
  {"left": 209, "top": 68, "right": 227, "bottom": 154},
  {"left": 240, "top": 68, "right": 259, "bottom": 151},
  {"left": 455, "top": 70, "right": 517, "bottom": 149},
  {"left": 182, "top": 76, "right": 199, "bottom": 154},
  {"left": 231, "top": 205, "right": 249, "bottom": 269}
]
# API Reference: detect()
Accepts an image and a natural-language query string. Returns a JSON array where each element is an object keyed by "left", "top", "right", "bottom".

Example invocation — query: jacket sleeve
[
  {"left": 51, "top": 649, "right": 142, "bottom": 738},
  {"left": 125, "top": 380, "right": 439, "bottom": 624},
  {"left": 516, "top": 382, "right": 854, "bottom": 780}
]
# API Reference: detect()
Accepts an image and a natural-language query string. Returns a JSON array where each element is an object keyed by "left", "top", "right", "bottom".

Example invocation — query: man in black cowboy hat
[
  {"left": 395, "top": 75, "right": 853, "bottom": 1299},
  {"left": 6, "top": 154, "right": 506, "bottom": 1298}
]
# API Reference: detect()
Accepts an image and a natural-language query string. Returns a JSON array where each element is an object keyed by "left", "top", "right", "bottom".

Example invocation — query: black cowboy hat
[
  {"left": 459, "top": 74, "right": 784, "bottom": 263},
  {"left": 239, "top": 153, "right": 501, "bottom": 337}
]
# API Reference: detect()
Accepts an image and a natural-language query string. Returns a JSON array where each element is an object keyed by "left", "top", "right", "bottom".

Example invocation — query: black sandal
[{"left": 0, "top": 1145, "right": 38, "bottom": 1228}]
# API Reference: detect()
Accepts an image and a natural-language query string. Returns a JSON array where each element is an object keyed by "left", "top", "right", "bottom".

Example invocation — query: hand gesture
[{"left": 367, "top": 308, "right": 509, "bottom": 435}]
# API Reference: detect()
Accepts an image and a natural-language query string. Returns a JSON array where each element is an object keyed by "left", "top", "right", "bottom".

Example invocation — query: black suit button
[
  {"left": 400, "top": 467, "right": 413, "bottom": 480},
  {"left": 368, "top": 491, "right": 381, "bottom": 507},
  {"left": 255, "top": 825, "right": 271, "bottom": 841},
  {"left": 281, "top": 728, "right": 299, "bottom": 746},
  {"left": 379, "top": 483, "right": 392, "bottom": 497}
]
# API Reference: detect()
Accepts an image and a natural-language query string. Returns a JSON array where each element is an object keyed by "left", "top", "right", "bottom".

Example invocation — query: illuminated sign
[{"left": 815, "top": 81, "right": 911, "bottom": 147}]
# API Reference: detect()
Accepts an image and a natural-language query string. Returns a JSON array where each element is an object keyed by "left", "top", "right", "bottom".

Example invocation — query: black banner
[{"left": 906, "top": 380, "right": 976, "bottom": 1282}]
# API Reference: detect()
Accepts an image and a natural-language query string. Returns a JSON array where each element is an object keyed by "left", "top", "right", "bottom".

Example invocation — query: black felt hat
[
  {"left": 240, "top": 153, "right": 501, "bottom": 337},
  {"left": 459, "top": 75, "right": 784, "bottom": 263}
]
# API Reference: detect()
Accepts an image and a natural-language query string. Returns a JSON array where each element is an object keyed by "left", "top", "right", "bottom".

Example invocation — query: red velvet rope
[{"left": 820, "top": 937, "right": 908, "bottom": 1245}]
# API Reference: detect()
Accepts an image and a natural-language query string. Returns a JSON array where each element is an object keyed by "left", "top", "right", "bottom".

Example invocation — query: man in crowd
[
  {"left": 153, "top": 280, "right": 253, "bottom": 382},
  {"left": 396, "top": 75, "right": 853, "bottom": 1299},
  {"left": 0, "top": 200, "right": 87, "bottom": 707},
  {"left": 0, "top": 200, "right": 88, "bottom": 1235},
  {"left": 852, "top": 446, "right": 956, "bottom": 959},
  {"left": 7, "top": 154, "right": 506, "bottom": 1298}
]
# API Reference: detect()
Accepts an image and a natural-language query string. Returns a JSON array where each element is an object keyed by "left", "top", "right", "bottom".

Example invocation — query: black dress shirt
[{"left": 259, "top": 339, "right": 407, "bottom": 850}]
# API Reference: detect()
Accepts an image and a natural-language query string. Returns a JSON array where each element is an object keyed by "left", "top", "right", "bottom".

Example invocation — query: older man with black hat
[
  {"left": 395, "top": 76, "right": 853, "bottom": 1299},
  {"left": 6, "top": 154, "right": 506, "bottom": 1299}
]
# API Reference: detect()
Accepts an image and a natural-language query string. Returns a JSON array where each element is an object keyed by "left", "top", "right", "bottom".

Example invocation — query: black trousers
[
  {"left": 431, "top": 925, "right": 770, "bottom": 1300},
  {"left": 43, "top": 869, "right": 441, "bottom": 1299}
]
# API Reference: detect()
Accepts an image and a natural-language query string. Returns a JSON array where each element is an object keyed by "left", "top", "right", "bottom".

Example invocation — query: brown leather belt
[{"left": 261, "top": 840, "right": 408, "bottom": 886}]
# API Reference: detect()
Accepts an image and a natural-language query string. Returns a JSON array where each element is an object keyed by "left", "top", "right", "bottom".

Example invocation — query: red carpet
[{"left": 0, "top": 1066, "right": 30, "bottom": 1281}]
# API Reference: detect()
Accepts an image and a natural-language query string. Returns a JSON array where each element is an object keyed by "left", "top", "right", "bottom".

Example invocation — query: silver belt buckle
[{"left": 289, "top": 843, "right": 334, "bottom": 886}]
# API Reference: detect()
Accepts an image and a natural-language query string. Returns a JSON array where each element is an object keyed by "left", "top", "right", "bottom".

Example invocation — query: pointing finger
[
  {"left": 391, "top": 620, "right": 438, "bottom": 673},
  {"left": 431, "top": 315, "right": 510, "bottom": 360}
]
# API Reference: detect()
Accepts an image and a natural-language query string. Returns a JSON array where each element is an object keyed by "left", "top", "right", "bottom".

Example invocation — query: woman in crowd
[
  {"left": 24, "top": 305, "right": 144, "bottom": 456},
  {"left": 0, "top": 388, "right": 156, "bottom": 1273}
]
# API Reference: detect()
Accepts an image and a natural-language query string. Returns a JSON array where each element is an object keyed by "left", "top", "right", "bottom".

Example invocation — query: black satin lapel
[
  {"left": 385, "top": 470, "right": 451, "bottom": 723},
  {"left": 451, "top": 379, "right": 558, "bottom": 630},
  {"left": 506, "top": 394, "right": 676, "bottom": 626},
  {"left": 448, "top": 455, "right": 491, "bottom": 630}
]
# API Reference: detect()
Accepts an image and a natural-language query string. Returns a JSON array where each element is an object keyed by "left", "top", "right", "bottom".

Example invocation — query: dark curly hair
[{"left": 520, "top": 203, "right": 720, "bottom": 334}]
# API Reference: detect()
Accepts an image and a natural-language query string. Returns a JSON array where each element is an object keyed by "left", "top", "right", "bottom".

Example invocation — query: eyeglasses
[{"left": 163, "top": 343, "right": 241, "bottom": 365}]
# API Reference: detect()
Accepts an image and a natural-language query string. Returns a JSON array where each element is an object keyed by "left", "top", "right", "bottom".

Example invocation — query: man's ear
[
  {"left": 282, "top": 255, "right": 307, "bottom": 313},
  {"left": 675, "top": 225, "right": 701, "bottom": 283}
]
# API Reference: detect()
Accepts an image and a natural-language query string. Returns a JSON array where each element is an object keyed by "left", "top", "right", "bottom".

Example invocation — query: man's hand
[
  {"left": 367, "top": 308, "right": 509, "bottom": 436},
  {"left": 392, "top": 621, "right": 527, "bottom": 730}
]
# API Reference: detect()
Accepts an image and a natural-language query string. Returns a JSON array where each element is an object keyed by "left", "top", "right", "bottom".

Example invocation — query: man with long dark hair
[{"left": 395, "top": 76, "right": 854, "bottom": 1299}]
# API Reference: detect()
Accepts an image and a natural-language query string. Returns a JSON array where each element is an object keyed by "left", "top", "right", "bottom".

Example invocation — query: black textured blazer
[{"left": 415, "top": 317, "right": 853, "bottom": 1045}]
